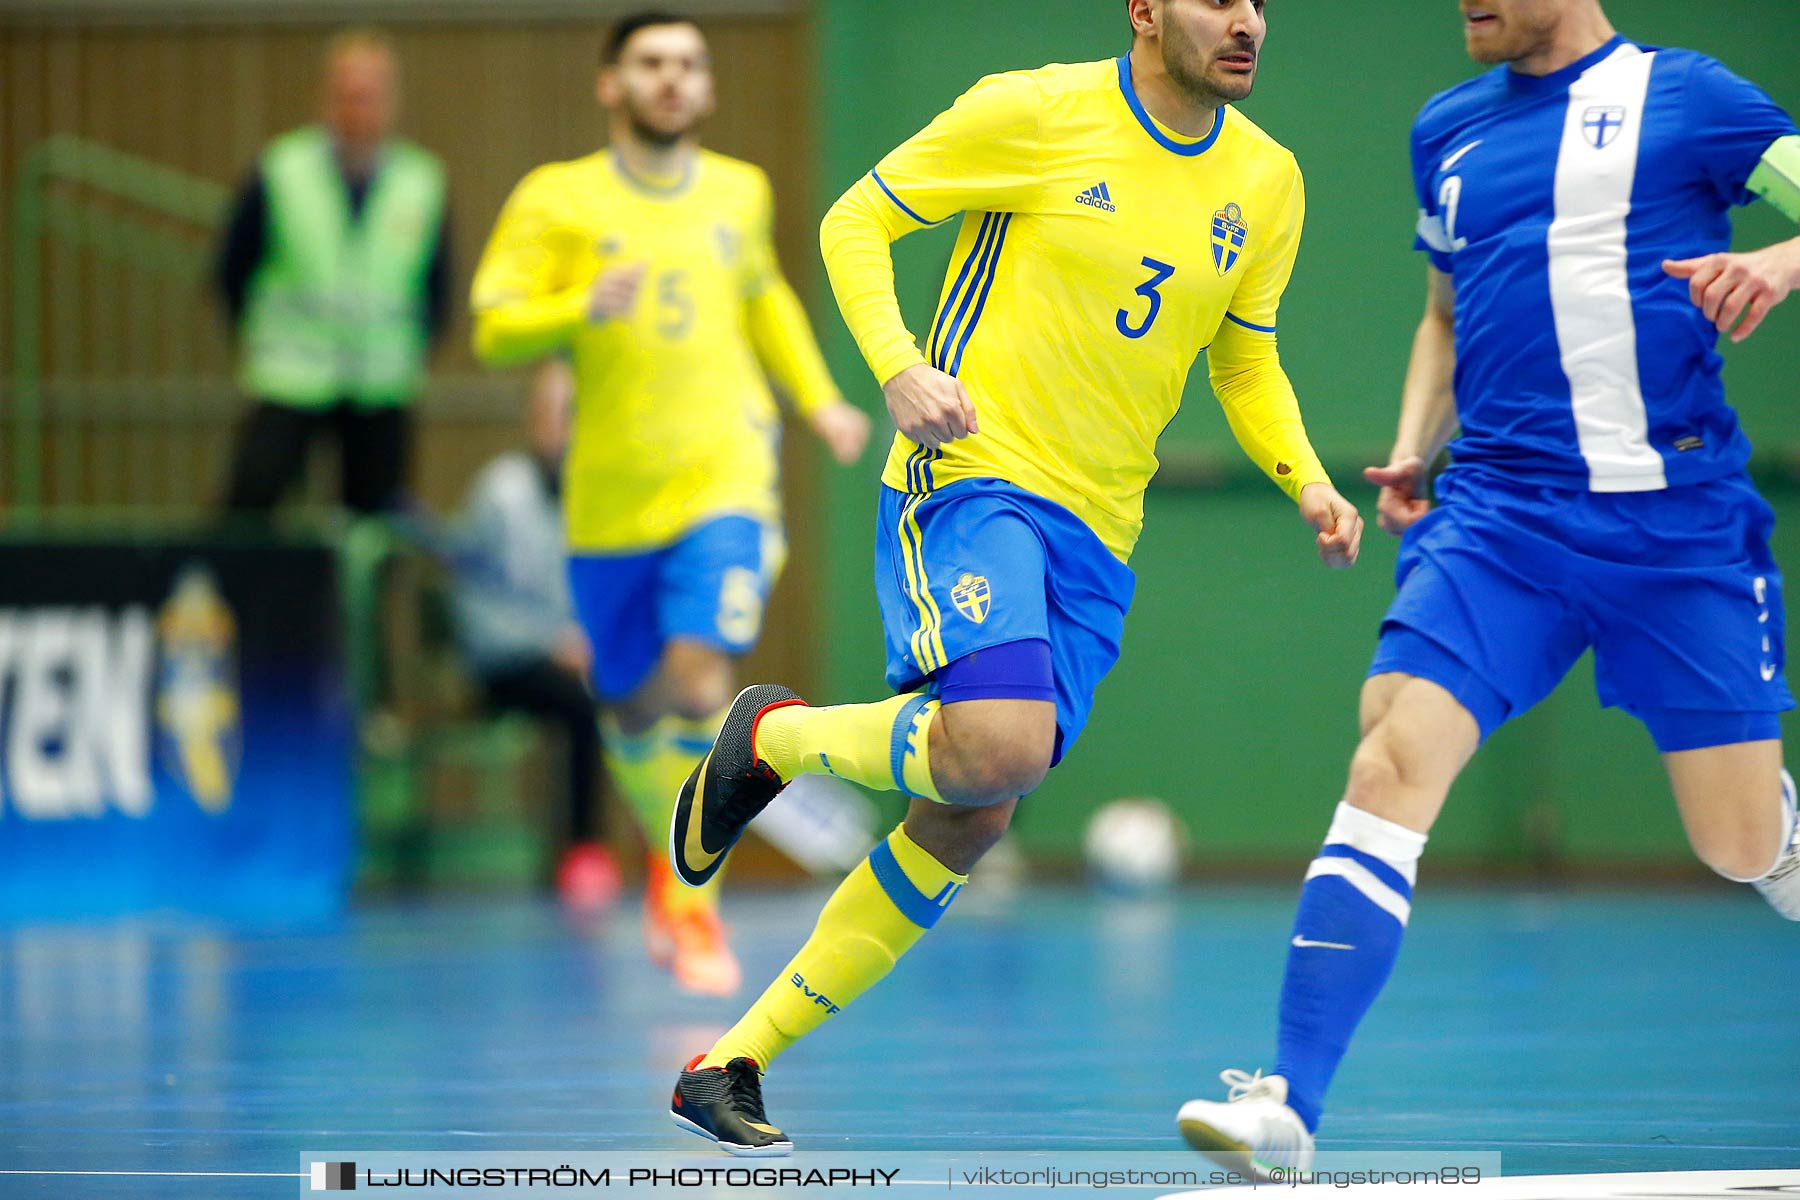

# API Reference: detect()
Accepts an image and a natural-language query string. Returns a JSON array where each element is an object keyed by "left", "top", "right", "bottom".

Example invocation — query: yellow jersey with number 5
[
  {"left": 822, "top": 56, "right": 1329, "bottom": 562},
  {"left": 472, "top": 149, "right": 839, "bottom": 552}
]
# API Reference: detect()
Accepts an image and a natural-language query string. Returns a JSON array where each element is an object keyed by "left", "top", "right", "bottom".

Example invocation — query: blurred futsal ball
[{"left": 1083, "top": 797, "right": 1184, "bottom": 893}]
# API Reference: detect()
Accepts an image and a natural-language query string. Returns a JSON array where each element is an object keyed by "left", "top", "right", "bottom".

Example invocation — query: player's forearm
[
  {"left": 1208, "top": 347, "right": 1330, "bottom": 502},
  {"left": 1390, "top": 305, "right": 1460, "bottom": 464},
  {"left": 745, "top": 277, "right": 840, "bottom": 416},
  {"left": 1759, "top": 233, "right": 1800, "bottom": 291},
  {"left": 820, "top": 176, "right": 927, "bottom": 386},
  {"left": 470, "top": 289, "right": 588, "bottom": 368}
]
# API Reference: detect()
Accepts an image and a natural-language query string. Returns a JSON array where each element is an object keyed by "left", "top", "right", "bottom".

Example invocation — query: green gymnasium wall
[{"left": 809, "top": 2, "right": 1800, "bottom": 868}]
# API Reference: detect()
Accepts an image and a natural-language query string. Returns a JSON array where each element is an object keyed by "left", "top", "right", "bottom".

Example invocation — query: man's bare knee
[
  {"left": 660, "top": 642, "right": 735, "bottom": 722},
  {"left": 612, "top": 697, "right": 659, "bottom": 738},
  {"left": 670, "top": 677, "right": 733, "bottom": 723},
  {"left": 932, "top": 702, "right": 1054, "bottom": 805},
  {"left": 1340, "top": 677, "right": 1479, "bottom": 833},
  {"left": 954, "top": 745, "right": 1049, "bottom": 805},
  {"left": 1666, "top": 742, "right": 1788, "bottom": 882},
  {"left": 1689, "top": 819, "right": 1786, "bottom": 882},
  {"left": 1343, "top": 733, "right": 1407, "bottom": 818}
]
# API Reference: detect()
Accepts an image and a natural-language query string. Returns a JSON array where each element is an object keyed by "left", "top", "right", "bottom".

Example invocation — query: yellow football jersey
[
  {"left": 472, "top": 148, "right": 838, "bottom": 552},
  {"left": 822, "top": 56, "right": 1330, "bottom": 562}
]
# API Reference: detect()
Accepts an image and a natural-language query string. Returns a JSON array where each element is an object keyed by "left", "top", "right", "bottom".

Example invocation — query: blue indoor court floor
[{"left": 0, "top": 884, "right": 1795, "bottom": 1196}]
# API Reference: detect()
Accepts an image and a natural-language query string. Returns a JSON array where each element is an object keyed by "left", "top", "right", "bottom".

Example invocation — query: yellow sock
[
  {"left": 699, "top": 823, "right": 966, "bottom": 1070},
  {"left": 604, "top": 717, "right": 724, "bottom": 913},
  {"left": 754, "top": 693, "right": 944, "bottom": 803},
  {"left": 602, "top": 719, "right": 666, "bottom": 835}
]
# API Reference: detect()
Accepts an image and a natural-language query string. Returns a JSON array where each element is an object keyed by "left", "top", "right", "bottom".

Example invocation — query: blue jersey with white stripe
[{"left": 1412, "top": 35, "right": 1796, "bottom": 491}]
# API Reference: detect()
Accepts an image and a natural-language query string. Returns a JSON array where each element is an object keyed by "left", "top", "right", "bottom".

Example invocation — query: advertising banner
[{"left": 0, "top": 538, "right": 354, "bottom": 920}]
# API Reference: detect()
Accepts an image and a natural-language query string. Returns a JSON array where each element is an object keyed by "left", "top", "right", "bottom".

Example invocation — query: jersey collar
[
  {"left": 608, "top": 146, "right": 697, "bottom": 197},
  {"left": 1115, "top": 55, "right": 1224, "bottom": 157},
  {"left": 1504, "top": 33, "right": 1629, "bottom": 96}
]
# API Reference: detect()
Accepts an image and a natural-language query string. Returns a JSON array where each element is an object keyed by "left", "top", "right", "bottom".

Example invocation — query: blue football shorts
[
  {"left": 874, "top": 473, "right": 1136, "bottom": 765},
  {"left": 1371, "top": 467, "right": 1793, "bottom": 752},
  {"left": 567, "top": 514, "right": 782, "bottom": 704}
]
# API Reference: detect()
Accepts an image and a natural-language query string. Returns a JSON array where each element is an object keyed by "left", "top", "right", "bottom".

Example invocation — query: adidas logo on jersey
[{"left": 1076, "top": 182, "right": 1116, "bottom": 212}]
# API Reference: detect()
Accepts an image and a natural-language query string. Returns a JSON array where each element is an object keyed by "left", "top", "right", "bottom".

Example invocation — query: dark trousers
[
  {"left": 223, "top": 399, "right": 412, "bottom": 514},
  {"left": 479, "top": 658, "right": 602, "bottom": 844}
]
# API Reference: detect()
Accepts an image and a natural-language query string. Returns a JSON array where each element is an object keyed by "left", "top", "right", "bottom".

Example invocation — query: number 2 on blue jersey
[
  {"left": 1117, "top": 257, "right": 1176, "bottom": 339},
  {"left": 1438, "top": 177, "right": 1469, "bottom": 253}
]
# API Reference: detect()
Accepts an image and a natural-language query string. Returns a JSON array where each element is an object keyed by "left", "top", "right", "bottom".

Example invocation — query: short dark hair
[{"left": 602, "top": 10, "right": 699, "bottom": 64}]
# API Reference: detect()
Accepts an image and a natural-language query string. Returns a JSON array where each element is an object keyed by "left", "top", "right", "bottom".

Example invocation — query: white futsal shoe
[
  {"left": 1176, "top": 1069, "right": 1315, "bottom": 1180},
  {"left": 1752, "top": 769, "right": 1800, "bottom": 920}
]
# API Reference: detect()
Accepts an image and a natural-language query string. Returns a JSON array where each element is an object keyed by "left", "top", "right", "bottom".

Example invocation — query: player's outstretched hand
[
  {"left": 1363, "top": 456, "right": 1432, "bottom": 536},
  {"left": 1299, "top": 482, "right": 1363, "bottom": 570},
  {"left": 809, "top": 399, "right": 873, "bottom": 465},
  {"left": 1663, "top": 243, "right": 1800, "bottom": 344},
  {"left": 881, "top": 363, "right": 979, "bottom": 450},
  {"left": 588, "top": 261, "right": 649, "bottom": 323}
]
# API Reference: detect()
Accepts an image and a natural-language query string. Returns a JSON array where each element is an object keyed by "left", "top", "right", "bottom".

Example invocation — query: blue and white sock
[
  {"left": 1779, "top": 768, "right": 1797, "bottom": 857},
  {"left": 1274, "top": 802, "right": 1427, "bottom": 1133}
]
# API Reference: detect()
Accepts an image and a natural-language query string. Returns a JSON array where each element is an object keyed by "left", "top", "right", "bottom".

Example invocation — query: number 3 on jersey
[{"left": 1117, "top": 257, "right": 1176, "bottom": 339}]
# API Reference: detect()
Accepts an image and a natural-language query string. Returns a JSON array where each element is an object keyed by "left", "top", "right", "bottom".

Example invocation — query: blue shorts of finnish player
[
  {"left": 566, "top": 515, "right": 781, "bottom": 704},
  {"left": 874, "top": 477, "right": 1137, "bottom": 767},
  {"left": 1371, "top": 467, "right": 1794, "bottom": 752}
]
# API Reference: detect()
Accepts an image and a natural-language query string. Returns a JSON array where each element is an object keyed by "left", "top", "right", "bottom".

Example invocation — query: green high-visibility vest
[{"left": 239, "top": 126, "right": 446, "bottom": 408}]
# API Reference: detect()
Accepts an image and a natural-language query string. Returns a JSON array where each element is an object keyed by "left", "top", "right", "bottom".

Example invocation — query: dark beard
[
  {"left": 1165, "top": 33, "right": 1254, "bottom": 105},
  {"left": 626, "top": 105, "right": 688, "bottom": 148},
  {"left": 1169, "top": 63, "right": 1232, "bottom": 106}
]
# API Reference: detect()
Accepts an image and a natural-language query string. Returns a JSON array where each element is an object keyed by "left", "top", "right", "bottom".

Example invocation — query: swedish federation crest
[
  {"left": 1211, "top": 202, "right": 1247, "bottom": 276},
  {"left": 714, "top": 222, "right": 740, "bottom": 264},
  {"left": 1583, "top": 105, "right": 1627, "bottom": 149},
  {"left": 950, "top": 572, "right": 992, "bottom": 624},
  {"left": 155, "top": 565, "right": 242, "bottom": 815}
]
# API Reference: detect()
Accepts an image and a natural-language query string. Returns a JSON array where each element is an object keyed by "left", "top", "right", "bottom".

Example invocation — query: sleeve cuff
[
  {"left": 792, "top": 388, "right": 842, "bottom": 418},
  {"left": 1278, "top": 462, "right": 1332, "bottom": 502},
  {"left": 1414, "top": 209, "right": 1456, "bottom": 274},
  {"left": 869, "top": 343, "right": 929, "bottom": 388}
]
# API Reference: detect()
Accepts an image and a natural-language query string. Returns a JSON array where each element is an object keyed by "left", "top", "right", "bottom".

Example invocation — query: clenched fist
[
  {"left": 588, "top": 261, "right": 649, "bottom": 323},
  {"left": 881, "top": 363, "right": 979, "bottom": 450}
]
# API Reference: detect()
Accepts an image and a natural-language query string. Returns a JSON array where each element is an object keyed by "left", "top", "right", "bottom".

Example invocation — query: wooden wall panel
[
  {"left": 4, "top": 18, "right": 816, "bottom": 370},
  {"left": 2, "top": 12, "right": 823, "bottom": 690}
]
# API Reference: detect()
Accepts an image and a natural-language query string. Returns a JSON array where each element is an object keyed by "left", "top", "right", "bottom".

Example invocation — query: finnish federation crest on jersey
[
  {"left": 1211, "top": 203, "right": 1247, "bottom": 276},
  {"left": 1583, "top": 105, "right": 1627, "bottom": 149},
  {"left": 951, "top": 572, "right": 992, "bottom": 624}
]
